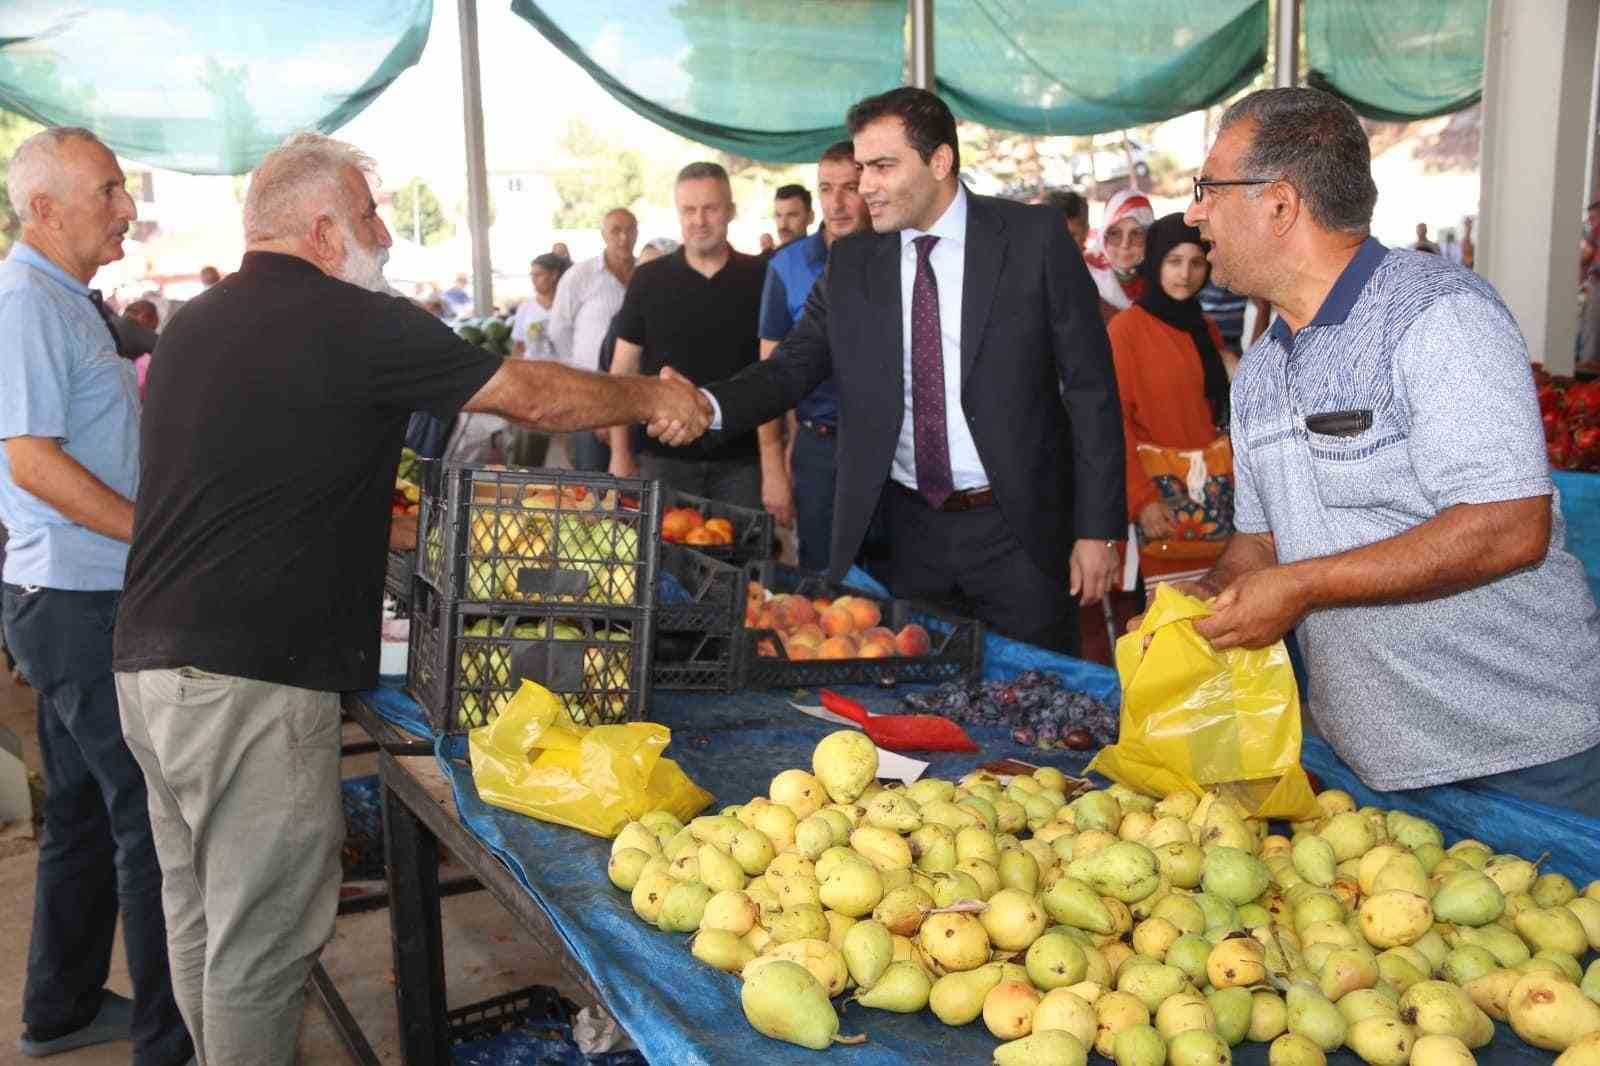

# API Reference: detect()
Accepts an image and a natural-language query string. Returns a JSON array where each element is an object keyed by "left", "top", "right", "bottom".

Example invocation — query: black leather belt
[
  {"left": 894, "top": 482, "right": 996, "bottom": 512},
  {"left": 798, "top": 420, "right": 835, "bottom": 437}
]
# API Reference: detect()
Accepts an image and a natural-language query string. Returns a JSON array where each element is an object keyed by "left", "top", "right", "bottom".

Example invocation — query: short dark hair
[
  {"left": 1041, "top": 189, "right": 1088, "bottom": 223},
  {"left": 819, "top": 139, "right": 856, "bottom": 166},
  {"left": 846, "top": 87, "right": 960, "bottom": 171},
  {"left": 774, "top": 184, "right": 812, "bottom": 211},
  {"left": 676, "top": 161, "right": 730, "bottom": 188},
  {"left": 531, "top": 252, "right": 569, "bottom": 276},
  {"left": 1218, "top": 87, "right": 1377, "bottom": 234}
]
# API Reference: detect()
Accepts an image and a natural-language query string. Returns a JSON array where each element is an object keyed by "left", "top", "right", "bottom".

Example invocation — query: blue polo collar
[
  {"left": 1270, "top": 236, "right": 1388, "bottom": 349},
  {"left": 802, "top": 229, "right": 828, "bottom": 268},
  {"left": 7, "top": 241, "right": 91, "bottom": 296}
]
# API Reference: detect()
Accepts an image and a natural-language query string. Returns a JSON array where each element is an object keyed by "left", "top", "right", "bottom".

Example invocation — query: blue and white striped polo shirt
[{"left": 1232, "top": 238, "right": 1600, "bottom": 792}]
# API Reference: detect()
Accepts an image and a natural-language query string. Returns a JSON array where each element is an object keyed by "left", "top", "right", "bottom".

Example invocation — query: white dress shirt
[
  {"left": 547, "top": 255, "right": 628, "bottom": 372},
  {"left": 893, "top": 183, "right": 987, "bottom": 492}
]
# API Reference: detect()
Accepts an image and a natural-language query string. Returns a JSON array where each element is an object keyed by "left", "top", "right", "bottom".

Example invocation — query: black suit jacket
[{"left": 708, "top": 190, "right": 1124, "bottom": 581}]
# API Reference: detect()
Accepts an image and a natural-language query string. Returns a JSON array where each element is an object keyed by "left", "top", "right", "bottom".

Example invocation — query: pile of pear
[{"left": 604, "top": 729, "right": 1600, "bottom": 1065}]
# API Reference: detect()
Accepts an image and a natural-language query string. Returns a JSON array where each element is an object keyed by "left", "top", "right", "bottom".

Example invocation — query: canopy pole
[
  {"left": 458, "top": 0, "right": 493, "bottom": 316},
  {"left": 1274, "top": 0, "right": 1300, "bottom": 88},
  {"left": 909, "top": 0, "right": 934, "bottom": 90}
]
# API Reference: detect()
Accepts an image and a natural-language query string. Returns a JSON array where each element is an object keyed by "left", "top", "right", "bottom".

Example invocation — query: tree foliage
[
  {"left": 0, "top": 107, "right": 43, "bottom": 252},
  {"left": 393, "top": 177, "right": 451, "bottom": 246},
  {"left": 551, "top": 118, "right": 645, "bottom": 230}
]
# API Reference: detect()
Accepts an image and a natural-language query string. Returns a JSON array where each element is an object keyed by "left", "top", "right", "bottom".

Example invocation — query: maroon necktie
[{"left": 910, "top": 235, "right": 954, "bottom": 508}]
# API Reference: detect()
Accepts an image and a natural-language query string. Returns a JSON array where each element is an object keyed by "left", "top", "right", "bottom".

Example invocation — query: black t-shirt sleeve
[
  {"left": 613, "top": 270, "right": 649, "bottom": 346},
  {"left": 357, "top": 294, "right": 503, "bottom": 418}
]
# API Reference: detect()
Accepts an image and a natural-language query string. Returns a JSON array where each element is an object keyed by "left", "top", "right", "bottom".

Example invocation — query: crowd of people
[{"left": 0, "top": 83, "right": 1597, "bottom": 1066}]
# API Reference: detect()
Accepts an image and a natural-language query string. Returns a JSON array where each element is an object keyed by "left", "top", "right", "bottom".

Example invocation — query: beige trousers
[{"left": 115, "top": 668, "right": 343, "bottom": 1066}]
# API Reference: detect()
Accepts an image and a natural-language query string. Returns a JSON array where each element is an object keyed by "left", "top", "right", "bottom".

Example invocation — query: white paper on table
[{"left": 786, "top": 702, "right": 930, "bottom": 784}]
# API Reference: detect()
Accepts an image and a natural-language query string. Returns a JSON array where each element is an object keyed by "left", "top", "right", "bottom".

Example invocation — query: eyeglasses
[{"left": 1193, "top": 176, "right": 1280, "bottom": 203}]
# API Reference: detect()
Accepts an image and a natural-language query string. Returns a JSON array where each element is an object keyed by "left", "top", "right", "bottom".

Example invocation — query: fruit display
[
  {"left": 456, "top": 315, "right": 514, "bottom": 356},
  {"left": 661, "top": 506, "right": 735, "bottom": 546},
  {"left": 449, "top": 615, "right": 635, "bottom": 728},
  {"left": 904, "top": 670, "right": 1119, "bottom": 752},
  {"left": 1535, "top": 365, "right": 1600, "bottom": 471},
  {"left": 745, "top": 580, "right": 932, "bottom": 661},
  {"left": 604, "top": 732, "right": 1600, "bottom": 1061}
]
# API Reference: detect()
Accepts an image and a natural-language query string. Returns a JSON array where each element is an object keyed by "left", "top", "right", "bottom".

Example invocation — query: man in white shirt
[{"left": 549, "top": 209, "right": 637, "bottom": 471}]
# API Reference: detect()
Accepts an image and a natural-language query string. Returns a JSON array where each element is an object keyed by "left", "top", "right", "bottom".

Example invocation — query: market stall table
[{"left": 351, "top": 668, "right": 1598, "bottom": 1066}]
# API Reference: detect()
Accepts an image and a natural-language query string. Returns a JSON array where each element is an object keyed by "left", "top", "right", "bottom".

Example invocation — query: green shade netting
[
  {"left": 0, "top": 1, "right": 432, "bottom": 175},
  {"left": 513, "top": 0, "right": 1268, "bottom": 161},
  {"left": 936, "top": 0, "right": 1267, "bottom": 135},
  {"left": 1307, "top": 0, "right": 1487, "bottom": 121},
  {"left": 510, "top": 0, "right": 907, "bottom": 163}
]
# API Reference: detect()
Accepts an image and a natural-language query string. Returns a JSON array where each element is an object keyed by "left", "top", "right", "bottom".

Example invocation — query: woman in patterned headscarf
[{"left": 1082, "top": 187, "right": 1155, "bottom": 320}]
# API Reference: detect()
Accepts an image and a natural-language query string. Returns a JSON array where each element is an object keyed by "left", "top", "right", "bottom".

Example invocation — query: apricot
[
  {"left": 812, "top": 598, "right": 832, "bottom": 614},
  {"left": 785, "top": 643, "right": 816, "bottom": 661},
  {"left": 787, "top": 624, "right": 825, "bottom": 649},
  {"left": 684, "top": 527, "right": 717, "bottom": 545},
  {"left": 703, "top": 518, "right": 734, "bottom": 543},
  {"left": 774, "top": 595, "right": 818, "bottom": 629},
  {"left": 894, "top": 623, "right": 932, "bottom": 657},
  {"left": 821, "top": 605, "right": 857, "bottom": 638},
  {"left": 661, "top": 510, "right": 696, "bottom": 542},
  {"left": 817, "top": 636, "right": 859, "bottom": 660},
  {"left": 861, "top": 626, "right": 895, "bottom": 644},
  {"left": 858, "top": 639, "right": 895, "bottom": 659},
  {"left": 846, "top": 598, "right": 881, "bottom": 631}
]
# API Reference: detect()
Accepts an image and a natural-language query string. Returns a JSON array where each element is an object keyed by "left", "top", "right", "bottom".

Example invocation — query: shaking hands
[{"left": 644, "top": 366, "right": 714, "bottom": 447}]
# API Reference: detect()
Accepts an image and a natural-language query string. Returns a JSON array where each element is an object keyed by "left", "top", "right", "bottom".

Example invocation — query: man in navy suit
[{"left": 700, "top": 88, "right": 1124, "bottom": 653}]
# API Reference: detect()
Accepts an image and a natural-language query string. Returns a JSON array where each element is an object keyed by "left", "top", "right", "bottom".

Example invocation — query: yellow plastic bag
[
  {"left": 468, "top": 680, "right": 712, "bottom": 838},
  {"left": 1087, "top": 584, "right": 1321, "bottom": 821}
]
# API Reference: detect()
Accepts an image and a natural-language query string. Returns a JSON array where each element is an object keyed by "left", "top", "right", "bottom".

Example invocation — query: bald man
[{"left": 549, "top": 207, "right": 639, "bottom": 471}]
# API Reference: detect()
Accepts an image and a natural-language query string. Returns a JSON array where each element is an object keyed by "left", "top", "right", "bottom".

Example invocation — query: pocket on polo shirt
[{"left": 1303, "top": 428, "right": 1410, "bottom": 508}]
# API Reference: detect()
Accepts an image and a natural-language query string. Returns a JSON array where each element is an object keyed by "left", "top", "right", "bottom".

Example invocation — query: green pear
[
  {"left": 1166, "top": 934, "right": 1214, "bottom": 988},
  {"left": 1293, "top": 893, "right": 1345, "bottom": 933},
  {"left": 1374, "top": 949, "right": 1427, "bottom": 995},
  {"left": 959, "top": 795, "right": 999, "bottom": 831},
  {"left": 1534, "top": 950, "right": 1583, "bottom": 983},
  {"left": 639, "top": 809, "right": 683, "bottom": 837},
  {"left": 611, "top": 821, "right": 663, "bottom": 859},
  {"left": 691, "top": 928, "right": 755, "bottom": 973},
  {"left": 999, "top": 848, "right": 1040, "bottom": 895},
  {"left": 1153, "top": 895, "right": 1207, "bottom": 936},
  {"left": 1507, "top": 970, "right": 1600, "bottom": 1051},
  {"left": 1287, "top": 984, "right": 1348, "bottom": 1051},
  {"left": 1250, "top": 989, "right": 1289, "bottom": 1041},
  {"left": 740, "top": 959, "right": 845, "bottom": 1049},
  {"left": 657, "top": 881, "right": 712, "bottom": 933},
  {"left": 1318, "top": 813, "right": 1375, "bottom": 862},
  {"left": 1345, "top": 1017, "right": 1414, "bottom": 1066},
  {"left": 1067, "top": 841, "right": 1161, "bottom": 903},
  {"left": 873, "top": 884, "right": 934, "bottom": 937},
  {"left": 1209, "top": 985, "right": 1254, "bottom": 1045},
  {"left": 1074, "top": 790, "right": 1122, "bottom": 833},
  {"left": 1567, "top": 897, "right": 1600, "bottom": 951},
  {"left": 1026, "top": 929, "right": 1088, "bottom": 989},
  {"left": 956, "top": 825, "right": 1001, "bottom": 866},
  {"left": 1515, "top": 906, "right": 1590, "bottom": 957},
  {"left": 1118, "top": 962, "right": 1189, "bottom": 1013},
  {"left": 1482, "top": 855, "right": 1538, "bottom": 896},
  {"left": 1319, "top": 946, "right": 1379, "bottom": 1001},
  {"left": 982, "top": 888, "right": 1048, "bottom": 952},
  {"left": 1202, "top": 846, "right": 1271, "bottom": 905},
  {"left": 793, "top": 815, "right": 834, "bottom": 860},
  {"left": 697, "top": 844, "right": 747, "bottom": 893},
  {"left": 1386, "top": 811, "right": 1443, "bottom": 851},
  {"left": 1359, "top": 891, "right": 1434, "bottom": 948},
  {"left": 811, "top": 729, "right": 878, "bottom": 803},
  {"left": 1094, "top": 991, "right": 1154, "bottom": 1057},
  {"left": 1463, "top": 967, "right": 1522, "bottom": 1022},
  {"left": 1268, "top": 1032, "right": 1327, "bottom": 1066},
  {"left": 1111, "top": 1024, "right": 1164, "bottom": 1066},
  {"left": 629, "top": 865, "right": 676, "bottom": 924},
  {"left": 905, "top": 777, "right": 954, "bottom": 805},
  {"left": 818, "top": 859, "right": 884, "bottom": 919},
  {"left": 1441, "top": 945, "right": 1498, "bottom": 986},
  {"left": 993, "top": 797, "right": 1029, "bottom": 835},
  {"left": 1532, "top": 873, "right": 1578, "bottom": 908},
  {"left": 769, "top": 903, "right": 829, "bottom": 944},
  {"left": 1156, "top": 841, "right": 1206, "bottom": 889},
  {"left": 932, "top": 870, "right": 984, "bottom": 908},
  {"left": 701, "top": 889, "right": 759, "bottom": 936},
  {"left": 1293, "top": 835, "right": 1338, "bottom": 887},
  {"left": 1581, "top": 958, "right": 1600, "bottom": 1003},
  {"left": 1035, "top": 987, "right": 1099, "bottom": 1047},
  {"left": 607, "top": 848, "right": 651, "bottom": 892},
  {"left": 1432, "top": 869, "right": 1504, "bottom": 926},
  {"left": 1195, "top": 892, "right": 1240, "bottom": 931},
  {"left": 1409, "top": 1034, "right": 1476, "bottom": 1066},
  {"left": 730, "top": 827, "right": 775, "bottom": 876},
  {"left": 1372, "top": 853, "right": 1429, "bottom": 898},
  {"left": 1457, "top": 923, "right": 1531, "bottom": 968},
  {"left": 1400, "top": 980, "right": 1477, "bottom": 1040},
  {"left": 841, "top": 919, "right": 894, "bottom": 989},
  {"left": 1043, "top": 876, "right": 1116, "bottom": 933},
  {"left": 853, "top": 959, "right": 932, "bottom": 1012},
  {"left": 1413, "top": 844, "right": 1447, "bottom": 876},
  {"left": 929, "top": 963, "right": 1004, "bottom": 1025},
  {"left": 1167, "top": 1029, "right": 1231, "bottom": 1066},
  {"left": 993, "top": 1029, "right": 1089, "bottom": 1066},
  {"left": 688, "top": 814, "right": 744, "bottom": 850},
  {"left": 919, "top": 911, "right": 990, "bottom": 973},
  {"left": 1339, "top": 987, "right": 1401, "bottom": 1026}
]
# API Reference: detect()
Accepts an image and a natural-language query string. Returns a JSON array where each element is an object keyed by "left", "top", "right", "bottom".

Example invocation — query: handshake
[{"left": 642, "top": 366, "right": 716, "bottom": 447}]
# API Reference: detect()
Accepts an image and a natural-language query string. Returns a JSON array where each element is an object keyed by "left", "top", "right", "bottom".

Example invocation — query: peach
[
  {"left": 703, "top": 518, "right": 734, "bottom": 543},
  {"left": 845, "top": 598, "right": 881, "bottom": 631},
  {"left": 894, "top": 623, "right": 932, "bottom": 657},
  {"left": 861, "top": 626, "right": 895, "bottom": 644},
  {"left": 858, "top": 639, "right": 894, "bottom": 659},
  {"left": 661, "top": 510, "right": 697, "bottom": 542},
  {"left": 774, "top": 594, "right": 817, "bottom": 629},
  {"left": 821, "top": 604, "right": 856, "bottom": 638},
  {"left": 817, "top": 635, "right": 859, "bottom": 660},
  {"left": 684, "top": 526, "right": 717, "bottom": 545},
  {"left": 812, "top": 597, "right": 832, "bottom": 614},
  {"left": 785, "top": 643, "right": 816, "bottom": 660},
  {"left": 787, "top": 624, "right": 825, "bottom": 649}
]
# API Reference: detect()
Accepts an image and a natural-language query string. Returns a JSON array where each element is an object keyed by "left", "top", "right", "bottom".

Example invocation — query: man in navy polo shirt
[
  {"left": 1180, "top": 88, "right": 1600, "bottom": 813},
  {"left": 757, "top": 140, "right": 871, "bottom": 569}
]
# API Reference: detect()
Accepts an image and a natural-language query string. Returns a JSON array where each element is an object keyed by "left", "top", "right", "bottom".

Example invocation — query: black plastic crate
[
  {"left": 659, "top": 485, "right": 773, "bottom": 564},
  {"left": 447, "top": 984, "right": 571, "bottom": 1045},
  {"left": 650, "top": 543, "right": 741, "bottom": 691},
  {"left": 384, "top": 549, "right": 415, "bottom": 608},
  {"left": 407, "top": 577, "right": 653, "bottom": 733},
  {"left": 417, "top": 461, "right": 661, "bottom": 611},
  {"left": 737, "top": 562, "right": 984, "bottom": 688}
]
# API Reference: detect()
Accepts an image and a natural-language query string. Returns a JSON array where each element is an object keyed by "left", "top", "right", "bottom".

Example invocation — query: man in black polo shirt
[
  {"left": 110, "top": 133, "right": 707, "bottom": 1066},
  {"left": 608, "top": 162, "right": 771, "bottom": 509}
]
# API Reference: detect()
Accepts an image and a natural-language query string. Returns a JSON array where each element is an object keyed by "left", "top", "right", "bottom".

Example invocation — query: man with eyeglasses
[{"left": 1168, "top": 87, "right": 1600, "bottom": 813}]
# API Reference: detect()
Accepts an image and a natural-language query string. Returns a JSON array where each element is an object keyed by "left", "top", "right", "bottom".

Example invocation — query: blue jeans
[
  {"left": 2, "top": 585, "right": 192, "bottom": 1066},
  {"left": 791, "top": 425, "right": 836, "bottom": 573},
  {"left": 1468, "top": 741, "right": 1600, "bottom": 818}
]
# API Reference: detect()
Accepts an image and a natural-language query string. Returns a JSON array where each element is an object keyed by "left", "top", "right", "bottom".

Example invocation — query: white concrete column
[
  {"left": 457, "top": 0, "right": 493, "bottom": 316},
  {"left": 908, "top": 0, "right": 934, "bottom": 90},
  {"left": 1477, "top": 0, "right": 1599, "bottom": 371}
]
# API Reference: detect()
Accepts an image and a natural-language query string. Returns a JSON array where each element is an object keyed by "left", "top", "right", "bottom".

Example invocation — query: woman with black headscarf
[{"left": 1107, "top": 213, "right": 1239, "bottom": 566}]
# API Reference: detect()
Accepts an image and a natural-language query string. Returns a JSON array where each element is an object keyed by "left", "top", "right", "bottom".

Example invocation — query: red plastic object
[{"left": 818, "top": 689, "right": 978, "bottom": 753}]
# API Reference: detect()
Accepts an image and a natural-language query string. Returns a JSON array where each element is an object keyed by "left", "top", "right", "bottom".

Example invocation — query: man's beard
[{"left": 336, "top": 223, "right": 391, "bottom": 293}]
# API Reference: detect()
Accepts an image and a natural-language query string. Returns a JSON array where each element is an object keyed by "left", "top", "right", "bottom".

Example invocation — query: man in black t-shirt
[
  {"left": 110, "top": 133, "right": 708, "bottom": 1066},
  {"left": 608, "top": 162, "right": 770, "bottom": 509}
]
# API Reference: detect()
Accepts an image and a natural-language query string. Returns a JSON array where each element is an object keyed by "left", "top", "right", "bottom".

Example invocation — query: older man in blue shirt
[
  {"left": 757, "top": 140, "right": 871, "bottom": 569},
  {"left": 0, "top": 127, "right": 191, "bottom": 1065}
]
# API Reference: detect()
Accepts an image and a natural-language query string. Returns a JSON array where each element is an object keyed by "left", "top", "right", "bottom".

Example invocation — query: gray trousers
[
  {"left": 638, "top": 452, "right": 762, "bottom": 509},
  {"left": 115, "top": 669, "right": 344, "bottom": 1066}
]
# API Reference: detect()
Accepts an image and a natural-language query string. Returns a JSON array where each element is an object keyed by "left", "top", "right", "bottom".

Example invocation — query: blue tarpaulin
[{"left": 1555, "top": 469, "right": 1600, "bottom": 605}]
